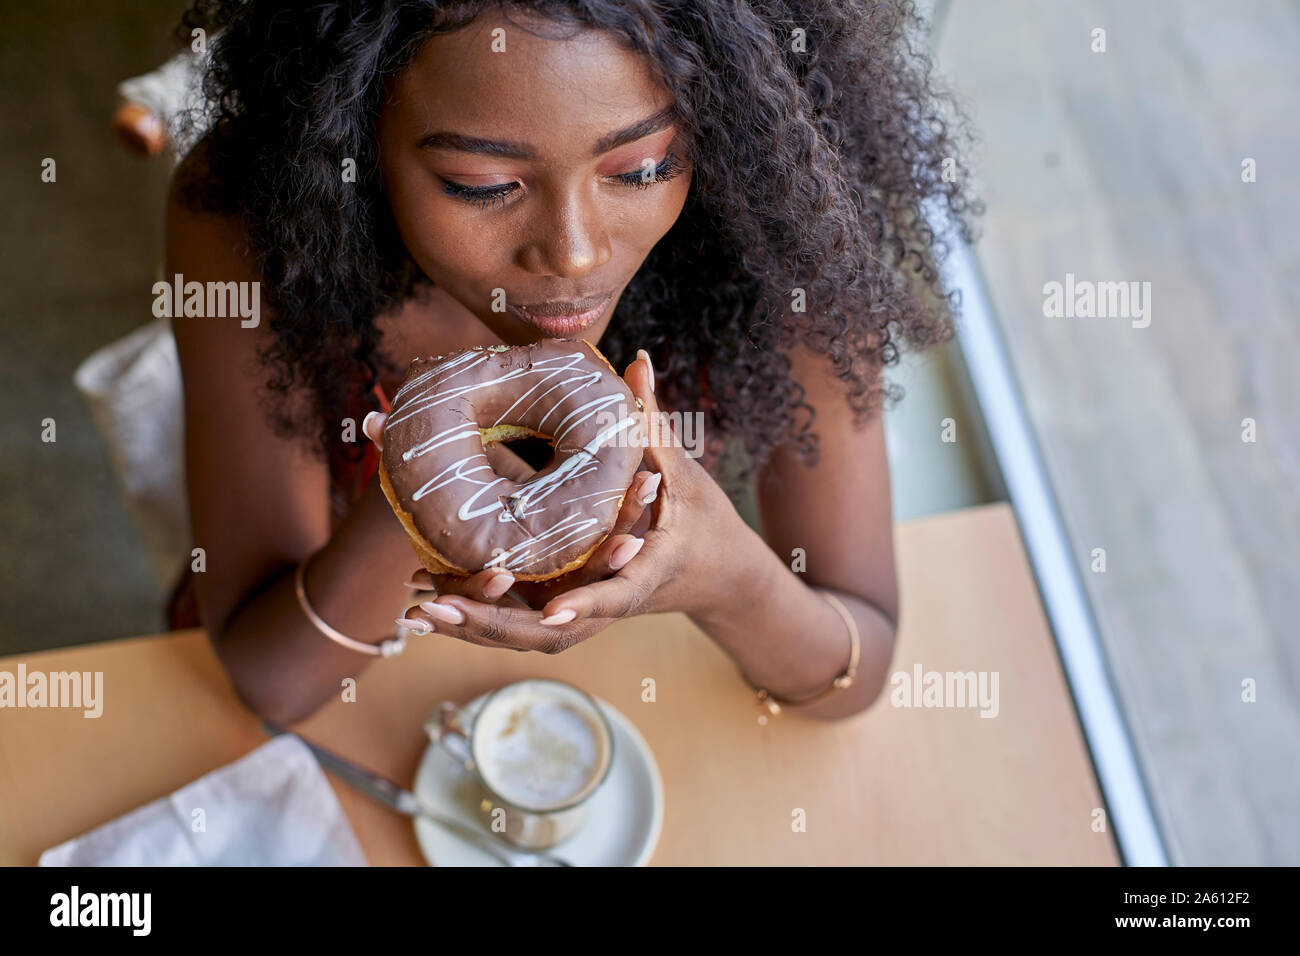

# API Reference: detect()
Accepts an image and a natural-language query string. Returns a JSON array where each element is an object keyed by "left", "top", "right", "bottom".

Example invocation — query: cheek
[
  {"left": 630, "top": 175, "right": 691, "bottom": 249},
  {"left": 383, "top": 161, "right": 499, "bottom": 281}
]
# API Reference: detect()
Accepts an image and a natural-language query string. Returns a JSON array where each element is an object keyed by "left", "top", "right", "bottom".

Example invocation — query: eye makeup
[{"left": 439, "top": 151, "right": 686, "bottom": 210}]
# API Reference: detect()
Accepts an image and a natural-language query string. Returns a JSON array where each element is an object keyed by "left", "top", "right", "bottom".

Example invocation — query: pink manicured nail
[
  {"left": 363, "top": 411, "right": 382, "bottom": 441},
  {"left": 395, "top": 617, "right": 431, "bottom": 635},
  {"left": 540, "top": 608, "right": 577, "bottom": 626},
  {"left": 636, "top": 349, "right": 655, "bottom": 393},
  {"left": 482, "top": 572, "right": 515, "bottom": 600},
  {"left": 639, "top": 473, "right": 661, "bottom": 504},
  {"left": 609, "top": 537, "right": 645, "bottom": 570},
  {"left": 420, "top": 601, "right": 465, "bottom": 625}
]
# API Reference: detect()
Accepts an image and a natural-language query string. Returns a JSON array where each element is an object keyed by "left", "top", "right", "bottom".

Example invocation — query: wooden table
[{"left": 0, "top": 503, "right": 1117, "bottom": 865}]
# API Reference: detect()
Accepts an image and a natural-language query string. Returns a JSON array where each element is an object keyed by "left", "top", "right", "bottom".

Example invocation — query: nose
[{"left": 515, "top": 184, "right": 611, "bottom": 278}]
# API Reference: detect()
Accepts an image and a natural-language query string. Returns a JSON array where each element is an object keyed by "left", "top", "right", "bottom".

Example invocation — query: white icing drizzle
[
  {"left": 558, "top": 487, "right": 629, "bottom": 505},
  {"left": 390, "top": 348, "right": 638, "bottom": 572},
  {"left": 493, "top": 369, "right": 603, "bottom": 431},
  {"left": 496, "top": 413, "right": 637, "bottom": 519},
  {"left": 401, "top": 422, "right": 482, "bottom": 463}
]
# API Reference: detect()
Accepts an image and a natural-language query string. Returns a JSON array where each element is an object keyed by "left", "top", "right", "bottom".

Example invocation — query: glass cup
[{"left": 429, "top": 678, "right": 615, "bottom": 850}]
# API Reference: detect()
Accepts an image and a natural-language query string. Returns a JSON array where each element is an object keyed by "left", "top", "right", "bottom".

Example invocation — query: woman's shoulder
[
  {"left": 166, "top": 133, "right": 251, "bottom": 261},
  {"left": 165, "top": 134, "right": 277, "bottom": 390},
  {"left": 168, "top": 130, "right": 229, "bottom": 210}
]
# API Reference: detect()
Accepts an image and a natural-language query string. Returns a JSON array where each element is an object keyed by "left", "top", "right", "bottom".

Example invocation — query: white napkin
[{"left": 39, "top": 734, "right": 368, "bottom": 867}]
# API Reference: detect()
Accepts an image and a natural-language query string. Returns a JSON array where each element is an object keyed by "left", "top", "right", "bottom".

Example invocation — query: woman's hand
[{"left": 373, "top": 349, "right": 743, "bottom": 653}]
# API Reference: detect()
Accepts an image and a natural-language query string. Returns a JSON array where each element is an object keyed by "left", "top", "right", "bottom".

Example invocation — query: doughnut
[{"left": 378, "top": 338, "right": 647, "bottom": 581}]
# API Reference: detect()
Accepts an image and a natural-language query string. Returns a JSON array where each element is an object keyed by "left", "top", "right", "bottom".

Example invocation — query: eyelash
[{"left": 441, "top": 152, "right": 685, "bottom": 210}]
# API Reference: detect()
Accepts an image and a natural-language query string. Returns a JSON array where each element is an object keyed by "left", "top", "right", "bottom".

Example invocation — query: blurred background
[{"left": 1, "top": 1, "right": 1296, "bottom": 865}]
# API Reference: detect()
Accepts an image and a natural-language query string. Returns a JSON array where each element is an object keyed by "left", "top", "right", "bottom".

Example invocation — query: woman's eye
[
  {"left": 614, "top": 152, "right": 685, "bottom": 190},
  {"left": 440, "top": 179, "right": 518, "bottom": 209},
  {"left": 440, "top": 152, "right": 685, "bottom": 209}
]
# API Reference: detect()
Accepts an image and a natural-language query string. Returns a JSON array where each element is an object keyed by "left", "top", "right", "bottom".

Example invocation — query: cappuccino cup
[{"left": 429, "top": 679, "right": 614, "bottom": 850}]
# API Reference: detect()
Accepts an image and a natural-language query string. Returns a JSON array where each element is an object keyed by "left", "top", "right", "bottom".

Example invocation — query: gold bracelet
[
  {"left": 749, "top": 589, "right": 860, "bottom": 723},
  {"left": 294, "top": 556, "right": 406, "bottom": 657}
]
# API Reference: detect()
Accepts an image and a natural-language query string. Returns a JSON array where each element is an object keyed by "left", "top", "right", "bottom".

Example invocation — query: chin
[{"left": 471, "top": 313, "right": 534, "bottom": 347}]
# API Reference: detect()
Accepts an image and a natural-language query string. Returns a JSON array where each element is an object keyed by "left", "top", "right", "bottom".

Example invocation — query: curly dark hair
[{"left": 172, "top": 0, "right": 980, "bottom": 502}]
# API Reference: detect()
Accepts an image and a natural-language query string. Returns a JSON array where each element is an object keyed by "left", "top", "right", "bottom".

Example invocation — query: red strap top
[{"left": 327, "top": 380, "right": 392, "bottom": 526}]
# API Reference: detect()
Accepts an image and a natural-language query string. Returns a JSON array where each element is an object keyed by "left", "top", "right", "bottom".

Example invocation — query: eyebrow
[{"left": 416, "top": 104, "right": 678, "bottom": 160}]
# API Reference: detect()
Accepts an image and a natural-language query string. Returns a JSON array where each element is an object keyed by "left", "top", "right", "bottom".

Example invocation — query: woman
[{"left": 165, "top": 0, "right": 979, "bottom": 725}]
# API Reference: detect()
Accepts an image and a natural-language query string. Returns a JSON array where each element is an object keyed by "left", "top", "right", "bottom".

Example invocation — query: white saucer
[{"left": 413, "top": 690, "right": 663, "bottom": 866}]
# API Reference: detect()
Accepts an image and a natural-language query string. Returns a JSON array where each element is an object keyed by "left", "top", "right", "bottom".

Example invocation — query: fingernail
[
  {"left": 395, "top": 617, "right": 431, "bottom": 635},
  {"left": 637, "top": 348, "right": 655, "bottom": 393},
  {"left": 482, "top": 572, "right": 514, "bottom": 601},
  {"left": 639, "top": 473, "right": 661, "bottom": 504},
  {"left": 540, "top": 608, "right": 577, "bottom": 626},
  {"left": 420, "top": 601, "right": 465, "bottom": 625},
  {"left": 363, "top": 411, "right": 382, "bottom": 440},
  {"left": 609, "top": 536, "right": 645, "bottom": 570}
]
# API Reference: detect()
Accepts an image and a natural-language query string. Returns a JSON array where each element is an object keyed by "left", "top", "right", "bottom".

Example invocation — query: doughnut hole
[{"left": 479, "top": 423, "right": 555, "bottom": 480}]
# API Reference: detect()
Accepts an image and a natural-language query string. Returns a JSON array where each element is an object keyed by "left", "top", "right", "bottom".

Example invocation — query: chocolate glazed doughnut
[{"left": 379, "top": 339, "right": 647, "bottom": 581}]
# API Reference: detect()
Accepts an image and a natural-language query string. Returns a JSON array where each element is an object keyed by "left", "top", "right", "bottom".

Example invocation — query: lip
[{"left": 508, "top": 291, "right": 614, "bottom": 336}]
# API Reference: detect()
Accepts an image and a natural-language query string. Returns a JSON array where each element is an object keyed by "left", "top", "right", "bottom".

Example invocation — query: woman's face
[{"left": 376, "top": 14, "right": 693, "bottom": 346}]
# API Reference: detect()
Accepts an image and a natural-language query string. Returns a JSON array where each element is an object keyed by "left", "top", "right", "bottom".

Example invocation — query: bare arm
[
  {"left": 690, "top": 342, "right": 900, "bottom": 720},
  {"left": 166, "top": 170, "right": 419, "bottom": 725}
]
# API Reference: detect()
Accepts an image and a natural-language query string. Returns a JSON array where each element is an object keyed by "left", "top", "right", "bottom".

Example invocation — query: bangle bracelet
[
  {"left": 749, "top": 589, "right": 860, "bottom": 722},
  {"left": 294, "top": 556, "right": 406, "bottom": 658}
]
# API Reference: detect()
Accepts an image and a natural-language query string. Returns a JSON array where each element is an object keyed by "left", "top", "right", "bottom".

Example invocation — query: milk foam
[{"left": 474, "top": 686, "right": 608, "bottom": 810}]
